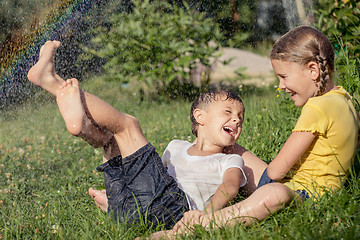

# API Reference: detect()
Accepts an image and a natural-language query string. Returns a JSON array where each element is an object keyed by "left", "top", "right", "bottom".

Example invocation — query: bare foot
[
  {"left": 150, "top": 230, "right": 176, "bottom": 240},
  {"left": 89, "top": 187, "right": 108, "bottom": 212},
  {"left": 27, "top": 40, "right": 64, "bottom": 95},
  {"left": 56, "top": 78, "right": 85, "bottom": 136}
]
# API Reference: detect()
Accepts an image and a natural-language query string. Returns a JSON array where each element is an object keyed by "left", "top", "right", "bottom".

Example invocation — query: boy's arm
[
  {"left": 169, "top": 168, "right": 243, "bottom": 235},
  {"left": 267, "top": 131, "right": 315, "bottom": 181},
  {"left": 224, "top": 143, "right": 267, "bottom": 194},
  {"left": 171, "top": 168, "right": 243, "bottom": 234},
  {"left": 205, "top": 167, "right": 243, "bottom": 213}
]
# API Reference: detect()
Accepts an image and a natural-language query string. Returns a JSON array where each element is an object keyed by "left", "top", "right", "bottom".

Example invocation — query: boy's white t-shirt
[{"left": 162, "top": 140, "right": 247, "bottom": 211}]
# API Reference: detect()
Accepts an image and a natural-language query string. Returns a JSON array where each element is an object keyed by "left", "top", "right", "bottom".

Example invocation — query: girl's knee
[{"left": 259, "top": 183, "right": 294, "bottom": 210}]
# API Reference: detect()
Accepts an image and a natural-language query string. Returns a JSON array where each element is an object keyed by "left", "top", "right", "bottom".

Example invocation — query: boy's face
[{"left": 200, "top": 96, "right": 245, "bottom": 147}]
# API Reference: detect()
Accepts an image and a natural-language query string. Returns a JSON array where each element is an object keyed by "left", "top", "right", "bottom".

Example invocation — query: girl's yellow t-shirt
[{"left": 280, "top": 86, "right": 359, "bottom": 197}]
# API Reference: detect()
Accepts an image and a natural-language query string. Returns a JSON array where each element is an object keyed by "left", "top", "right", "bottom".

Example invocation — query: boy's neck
[{"left": 187, "top": 139, "right": 224, "bottom": 156}]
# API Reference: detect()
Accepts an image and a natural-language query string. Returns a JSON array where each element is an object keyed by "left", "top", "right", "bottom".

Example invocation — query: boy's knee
[
  {"left": 114, "top": 115, "right": 143, "bottom": 140},
  {"left": 124, "top": 115, "right": 141, "bottom": 131},
  {"left": 112, "top": 114, "right": 148, "bottom": 157}
]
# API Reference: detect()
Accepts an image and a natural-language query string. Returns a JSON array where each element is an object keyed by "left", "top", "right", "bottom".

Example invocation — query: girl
[{"left": 170, "top": 25, "right": 359, "bottom": 233}]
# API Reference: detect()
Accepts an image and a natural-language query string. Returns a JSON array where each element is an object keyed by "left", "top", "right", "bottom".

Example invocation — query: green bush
[
  {"left": 315, "top": 0, "right": 360, "bottom": 102},
  {"left": 80, "top": 0, "right": 223, "bottom": 99}
]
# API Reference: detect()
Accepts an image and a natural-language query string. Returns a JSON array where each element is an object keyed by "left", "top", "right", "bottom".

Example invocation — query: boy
[{"left": 28, "top": 40, "right": 247, "bottom": 229}]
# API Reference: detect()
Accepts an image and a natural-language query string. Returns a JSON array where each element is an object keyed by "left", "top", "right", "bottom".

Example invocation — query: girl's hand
[{"left": 172, "top": 210, "right": 205, "bottom": 233}]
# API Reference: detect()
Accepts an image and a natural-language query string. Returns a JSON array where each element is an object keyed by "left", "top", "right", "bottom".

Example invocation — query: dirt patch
[{"left": 210, "top": 48, "right": 276, "bottom": 87}]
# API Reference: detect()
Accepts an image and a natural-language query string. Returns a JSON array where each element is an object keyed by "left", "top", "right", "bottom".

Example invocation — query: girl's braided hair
[
  {"left": 270, "top": 26, "right": 335, "bottom": 96},
  {"left": 190, "top": 89, "right": 243, "bottom": 137}
]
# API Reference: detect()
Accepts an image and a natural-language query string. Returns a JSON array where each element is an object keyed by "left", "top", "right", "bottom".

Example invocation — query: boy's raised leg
[
  {"left": 31, "top": 41, "right": 150, "bottom": 211},
  {"left": 29, "top": 41, "right": 148, "bottom": 158},
  {"left": 28, "top": 41, "right": 116, "bottom": 150},
  {"left": 56, "top": 78, "right": 86, "bottom": 136},
  {"left": 28, "top": 40, "right": 65, "bottom": 96},
  {"left": 55, "top": 78, "right": 116, "bottom": 154}
]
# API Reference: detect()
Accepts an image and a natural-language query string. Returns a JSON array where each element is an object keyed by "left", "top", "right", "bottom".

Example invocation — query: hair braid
[{"left": 315, "top": 55, "right": 329, "bottom": 96}]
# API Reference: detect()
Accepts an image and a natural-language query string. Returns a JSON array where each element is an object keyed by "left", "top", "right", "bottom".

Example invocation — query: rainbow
[{"left": 0, "top": 0, "right": 104, "bottom": 107}]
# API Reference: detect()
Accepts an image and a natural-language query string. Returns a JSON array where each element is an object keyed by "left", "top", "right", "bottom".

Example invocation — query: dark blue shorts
[
  {"left": 96, "top": 143, "right": 189, "bottom": 229},
  {"left": 257, "top": 168, "right": 274, "bottom": 189},
  {"left": 257, "top": 168, "right": 310, "bottom": 202}
]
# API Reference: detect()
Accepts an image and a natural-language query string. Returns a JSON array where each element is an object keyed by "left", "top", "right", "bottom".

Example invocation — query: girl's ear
[
  {"left": 193, "top": 109, "right": 205, "bottom": 126},
  {"left": 307, "top": 61, "right": 320, "bottom": 82}
]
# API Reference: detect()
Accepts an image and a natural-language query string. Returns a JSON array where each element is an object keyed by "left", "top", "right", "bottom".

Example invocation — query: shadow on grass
[{"left": 343, "top": 149, "right": 360, "bottom": 200}]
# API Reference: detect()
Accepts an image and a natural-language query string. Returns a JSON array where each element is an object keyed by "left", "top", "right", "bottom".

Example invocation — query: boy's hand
[
  {"left": 205, "top": 167, "right": 242, "bottom": 213},
  {"left": 172, "top": 210, "right": 205, "bottom": 233}
]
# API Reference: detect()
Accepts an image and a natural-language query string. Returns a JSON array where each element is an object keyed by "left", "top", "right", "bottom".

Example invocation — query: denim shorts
[
  {"left": 96, "top": 142, "right": 189, "bottom": 229},
  {"left": 257, "top": 168, "right": 274, "bottom": 189},
  {"left": 257, "top": 168, "right": 310, "bottom": 202}
]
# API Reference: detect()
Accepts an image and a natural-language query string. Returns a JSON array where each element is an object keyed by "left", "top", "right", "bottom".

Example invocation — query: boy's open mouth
[{"left": 223, "top": 126, "right": 237, "bottom": 136}]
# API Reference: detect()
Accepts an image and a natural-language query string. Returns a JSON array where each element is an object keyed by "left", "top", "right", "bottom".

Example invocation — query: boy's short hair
[{"left": 190, "top": 89, "right": 243, "bottom": 137}]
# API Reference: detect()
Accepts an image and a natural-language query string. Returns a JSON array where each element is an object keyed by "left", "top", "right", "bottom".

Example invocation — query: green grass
[{"left": 0, "top": 78, "right": 359, "bottom": 239}]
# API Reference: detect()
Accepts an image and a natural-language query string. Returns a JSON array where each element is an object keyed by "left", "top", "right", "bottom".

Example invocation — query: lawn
[{"left": 0, "top": 77, "right": 359, "bottom": 239}]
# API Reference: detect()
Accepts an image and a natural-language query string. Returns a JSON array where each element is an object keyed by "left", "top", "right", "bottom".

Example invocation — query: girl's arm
[
  {"left": 267, "top": 131, "right": 316, "bottom": 181},
  {"left": 205, "top": 167, "right": 243, "bottom": 213}
]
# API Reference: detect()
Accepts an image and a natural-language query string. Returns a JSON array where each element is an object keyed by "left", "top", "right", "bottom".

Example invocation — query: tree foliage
[
  {"left": 315, "top": 0, "right": 360, "bottom": 99},
  {"left": 0, "top": 0, "right": 59, "bottom": 48},
  {"left": 80, "top": 0, "right": 223, "bottom": 99}
]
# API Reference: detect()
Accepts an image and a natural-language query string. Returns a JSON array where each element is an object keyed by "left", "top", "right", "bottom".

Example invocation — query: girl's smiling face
[{"left": 271, "top": 59, "right": 319, "bottom": 107}]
